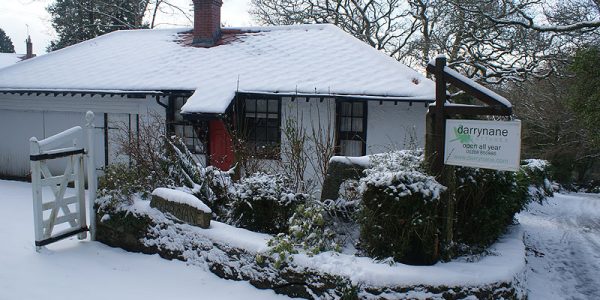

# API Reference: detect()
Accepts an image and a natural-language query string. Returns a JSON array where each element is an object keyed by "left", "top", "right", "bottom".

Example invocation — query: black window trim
[
  {"left": 335, "top": 100, "right": 368, "bottom": 156},
  {"left": 167, "top": 95, "right": 209, "bottom": 155},
  {"left": 236, "top": 94, "right": 283, "bottom": 159}
]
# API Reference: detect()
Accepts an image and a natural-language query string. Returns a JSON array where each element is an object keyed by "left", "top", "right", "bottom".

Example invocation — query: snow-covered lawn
[
  {"left": 0, "top": 180, "right": 292, "bottom": 300},
  {"left": 518, "top": 193, "right": 600, "bottom": 299},
  {"left": 2, "top": 178, "right": 598, "bottom": 299}
]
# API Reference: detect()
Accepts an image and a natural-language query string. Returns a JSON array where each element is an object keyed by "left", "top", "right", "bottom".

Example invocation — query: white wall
[
  {"left": 366, "top": 101, "right": 428, "bottom": 153},
  {"left": 0, "top": 109, "right": 44, "bottom": 176},
  {"left": 0, "top": 92, "right": 428, "bottom": 188},
  {"left": 0, "top": 93, "right": 166, "bottom": 178},
  {"left": 277, "top": 97, "right": 428, "bottom": 193},
  {"left": 280, "top": 97, "right": 336, "bottom": 190}
]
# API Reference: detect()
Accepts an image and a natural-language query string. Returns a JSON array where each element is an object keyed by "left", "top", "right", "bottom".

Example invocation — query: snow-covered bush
[
  {"left": 453, "top": 159, "right": 554, "bottom": 252},
  {"left": 453, "top": 167, "right": 530, "bottom": 249},
  {"left": 266, "top": 201, "right": 340, "bottom": 268},
  {"left": 367, "top": 149, "right": 424, "bottom": 173},
  {"left": 322, "top": 179, "right": 362, "bottom": 221},
  {"left": 98, "top": 116, "right": 233, "bottom": 213},
  {"left": 521, "top": 159, "right": 554, "bottom": 202},
  {"left": 97, "top": 137, "right": 190, "bottom": 208},
  {"left": 228, "top": 173, "right": 307, "bottom": 234},
  {"left": 98, "top": 163, "right": 172, "bottom": 207},
  {"left": 358, "top": 150, "right": 446, "bottom": 265}
]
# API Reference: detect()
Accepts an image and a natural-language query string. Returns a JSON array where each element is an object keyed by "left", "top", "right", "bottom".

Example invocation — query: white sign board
[{"left": 444, "top": 119, "right": 521, "bottom": 171}]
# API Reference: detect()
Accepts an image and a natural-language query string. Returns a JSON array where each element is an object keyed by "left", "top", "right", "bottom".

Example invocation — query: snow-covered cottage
[{"left": 0, "top": 0, "right": 434, "bottom": 179}]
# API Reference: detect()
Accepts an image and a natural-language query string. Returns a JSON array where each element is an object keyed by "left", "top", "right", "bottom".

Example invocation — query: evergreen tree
[
  {"left": 47, "top": 0, "right": 151, "bottom": 51},
  {"left": 570, "top": 46, "right": 600, "bottom": 148},
  {"left": 0, "top": 28, "right": 15, "bottom": 53}
]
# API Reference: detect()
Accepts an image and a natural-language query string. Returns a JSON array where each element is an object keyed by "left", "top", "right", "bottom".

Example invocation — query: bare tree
[
  {"left": 451, "top": 0, "right": 600, "bottom": 33},
  {"left": 251, "top": 0, "right": 598, "bottom": 84}
]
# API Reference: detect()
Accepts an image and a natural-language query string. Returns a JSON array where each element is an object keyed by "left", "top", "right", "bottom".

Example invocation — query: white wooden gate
[{"left": 30, "top": 111, "right": 97, "bottom": 250}]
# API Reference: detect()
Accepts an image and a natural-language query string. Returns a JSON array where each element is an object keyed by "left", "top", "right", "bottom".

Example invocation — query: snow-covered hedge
[
  {"left": 358, "top": 150, "right": 446, "bottom": 265},
  {"left": 453, "top": 167, "right": 530, "bottom": 251},
  {"left": 228, "top": 173, "right": 307, "bottom": 234},
  {"left": 343, "top": 150, "right": 546, "bottom": 263}
]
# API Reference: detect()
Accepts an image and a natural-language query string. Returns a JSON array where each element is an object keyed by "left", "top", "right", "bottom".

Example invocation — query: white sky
[{"left": 0, "top": 0, "right": 254, "bottom": 54}]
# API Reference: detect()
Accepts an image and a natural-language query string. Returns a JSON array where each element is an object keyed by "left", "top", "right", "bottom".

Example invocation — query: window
[
  {"left": 170, "top": 97, "right": 208, "bottom": 154},
  {"left": 337, "top": 101, "right": 367, "bottom": 156},
  {"left": 243, "top": 98, "right": 281, "bottom": 154}
]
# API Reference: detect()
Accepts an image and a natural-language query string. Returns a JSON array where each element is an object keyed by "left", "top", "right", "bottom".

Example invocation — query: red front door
[{"left": 208, "top": 119, "right": 234, "bottom": 170}]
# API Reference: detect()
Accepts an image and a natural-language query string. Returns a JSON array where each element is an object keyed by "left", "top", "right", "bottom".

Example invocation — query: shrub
[
  {"left": 98, "top": 116, "right": 233, "bottom": 215},
  {"left": 453, "top": 167, "right": 530, "bottom": 248},
  {"left": 97, "top": 146, "right": 186, "bottom": 207},
  {"left": 98, "top": 163, "right": 154, "bottom": 203},
  {"left": 228, "top": 173, "right": 307, "bottom": 234},
  {"left": 266, "top": 201, "right": 340, "bottom": 268},
  {"left": 358, "top": 168, "right": 446, "bottom": 265},
  {"left": 165, "top": 137, "right": 234, "bottom": 216},
  {"left": 354, "top": 150, "right": 538, "bottom": 263},
  {"left": 521, "top": 159, "right": 554, "bottom": 202}
]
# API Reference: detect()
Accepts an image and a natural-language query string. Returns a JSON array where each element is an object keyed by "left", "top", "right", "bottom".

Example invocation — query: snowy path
[
  {"left": 518, "top": 193, "right": 600, "bottom": 300},
  {"left": 0, "top": 180, "right": 292, "bottom": 300}
]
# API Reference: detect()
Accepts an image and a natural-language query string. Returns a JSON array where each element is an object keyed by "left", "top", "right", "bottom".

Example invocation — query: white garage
[{"left": 0, "top": 91, "right": 166, "bottom": 178}]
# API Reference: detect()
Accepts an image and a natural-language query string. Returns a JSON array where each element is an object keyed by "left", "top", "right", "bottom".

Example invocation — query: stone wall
[{"left": 96, "top": 206, "right": 526, "bottom": 300}]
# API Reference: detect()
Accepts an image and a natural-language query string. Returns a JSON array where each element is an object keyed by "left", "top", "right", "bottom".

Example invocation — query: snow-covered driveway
[
  {"left": 0, "top": 180, "right": 292, "bottom": 300},
  {"left": 519, "top": 193, "right": 600, "bottom": 299}
]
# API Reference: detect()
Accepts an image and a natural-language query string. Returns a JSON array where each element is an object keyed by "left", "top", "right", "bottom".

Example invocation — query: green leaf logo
[{"left": 451, "top": 127, "right": 472, "bottom": 144}]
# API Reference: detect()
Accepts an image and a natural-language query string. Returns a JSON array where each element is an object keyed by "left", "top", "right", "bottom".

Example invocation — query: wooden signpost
[{"left": 425, "top": 56, "right": 514, "bottom": 255}]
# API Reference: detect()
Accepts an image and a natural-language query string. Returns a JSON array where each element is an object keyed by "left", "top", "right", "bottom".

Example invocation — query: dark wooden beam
[
  {"left": 426, "top": 62, "right": 512, "bottom": 114},
  {"left": 432, "top": 105, "right": 512, "bottom": 116}
]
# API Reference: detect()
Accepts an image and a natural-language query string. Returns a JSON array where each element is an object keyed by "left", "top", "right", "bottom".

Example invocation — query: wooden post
[
  {"left": 73, "top": 134, "right": 87, "bottom": 240},
  {"left": 425, "top": 56, "right": 455, "bottom": 257},
  {"left": 433, "top": 56, "right": 447, "bottom": 176},
  {"left": 30, "top": 137, "right": 43, "bottom": 252}
]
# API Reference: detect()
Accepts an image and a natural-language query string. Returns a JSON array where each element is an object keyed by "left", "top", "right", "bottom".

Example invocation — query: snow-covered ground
[
  {"left": 518, "top": 193, "right": 600, "bottom": 299},
  {"left": 0, "top": 180, "right": 292, "bottom": 300},
  {"left": 2, "top": 178, "right": 598, "bottom": 300}
]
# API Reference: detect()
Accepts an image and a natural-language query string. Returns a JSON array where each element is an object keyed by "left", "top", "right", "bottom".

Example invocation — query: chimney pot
[{"left": 192, "top": 0, "right": 223, "bottom": 47}]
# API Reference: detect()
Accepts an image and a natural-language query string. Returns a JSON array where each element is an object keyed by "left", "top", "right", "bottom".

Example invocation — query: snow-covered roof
[
  {"left": 0, "top": 53, "right": 23, "bottom": 69},
  {"left": 0, "top": 24, "right": 435, "bottom": 113}
]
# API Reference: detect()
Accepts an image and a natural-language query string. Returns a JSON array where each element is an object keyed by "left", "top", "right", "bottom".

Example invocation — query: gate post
[
  {"left": 74, "top": 136, "right": 88, "bottom": 241},
  {"left": 29, "top": 137, "right": 43, "bottom": 251},
  {"left": 86, "top": 111, "right": 97, "bottom": 241}
]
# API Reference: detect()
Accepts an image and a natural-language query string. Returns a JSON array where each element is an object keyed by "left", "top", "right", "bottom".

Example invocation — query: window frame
[
  {"left": 238, "top": 95, "right": 282, "bottom": 159},
  {"left": 335, "top": 100, "right": 368, "bottom": 156},
  {"left": 167, "top": 96, "right": 209, "bottom": 155}
]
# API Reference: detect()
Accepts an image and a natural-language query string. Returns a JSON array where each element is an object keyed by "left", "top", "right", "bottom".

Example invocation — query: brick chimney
[
  {"left": 25, "top": 36, "right": 35, "bottom": 60},
  {"left": 192, "top": 0, "right": 222, "bottom": 47}
]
